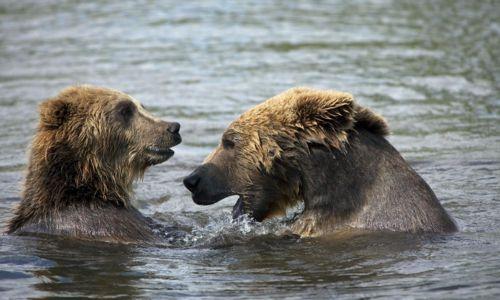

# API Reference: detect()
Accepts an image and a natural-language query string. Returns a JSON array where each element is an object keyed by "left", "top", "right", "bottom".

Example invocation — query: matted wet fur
[
  {"left": 184, "top": 87, "right": 457, "bottom": 237},
  {"left": 6, "top": 85, "right": 181, "bottom": 243}
]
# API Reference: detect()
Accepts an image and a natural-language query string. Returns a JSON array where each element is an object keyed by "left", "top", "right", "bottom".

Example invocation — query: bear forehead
[
  {"left": 230, "top": 87, "right": 354, "bottom": 129},
  {"left": 61, "top": 85, "right": 127, "bottom": 99},
  {"left": 58, "top": 85, "right": 157, "bottom": 118}
]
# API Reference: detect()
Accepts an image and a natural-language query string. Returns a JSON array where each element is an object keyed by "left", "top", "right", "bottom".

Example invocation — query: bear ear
[
  {"left": 39, "top": 98, "right": 72, "bottom": 129},
  {"left": 293, "top": 89, "right": 355, "bottom": 131}
]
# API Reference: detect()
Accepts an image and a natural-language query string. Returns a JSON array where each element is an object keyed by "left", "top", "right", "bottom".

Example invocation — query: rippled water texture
[{"left": 1, "top": 0, "right": 499, "bottom": 298}]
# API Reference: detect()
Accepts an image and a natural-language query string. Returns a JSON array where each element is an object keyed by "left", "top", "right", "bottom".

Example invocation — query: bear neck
[
  {"left": 22, "top": 141, "right": 131, "bottom": 211},
  {"left": 293, "top": 128, "right": 456, "bottom": 236},
  {"left": 295, "top": 129, "right": 382, "bottom": 233}
]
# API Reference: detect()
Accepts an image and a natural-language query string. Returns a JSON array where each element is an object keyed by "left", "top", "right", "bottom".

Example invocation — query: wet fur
[
  {"left": 290, "top": 128, "right": 457, "bottom": 236},
  {"left": 186, "top": 87, "right": 457, "bottom": 236},
  {"left": 12, "top": 205, "right": 157, "bottom": 243},
  {"left": 6, "top": 85, "right": 180, "bottom": 243}
]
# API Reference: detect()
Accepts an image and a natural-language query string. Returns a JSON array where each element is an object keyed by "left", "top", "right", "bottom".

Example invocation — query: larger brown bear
[
  {"left": 184, "top": 87, "right": 457, "bottom": 236},
  {"left": 6, "top": 85, "right": 181, "bottom": 243}
]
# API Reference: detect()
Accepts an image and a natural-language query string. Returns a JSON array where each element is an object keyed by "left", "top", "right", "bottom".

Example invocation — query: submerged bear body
[
  {"left": 7, "top": 85, "right": 181, "bottom": 243},
  {"left": 184, "top": 87, "right": 457, "bottom": 236},
  {"left": 9, "top": 204, "right": 158, "bottom": 243}
]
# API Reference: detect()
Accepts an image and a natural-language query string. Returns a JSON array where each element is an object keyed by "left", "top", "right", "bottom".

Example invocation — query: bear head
[
  {"left": 31, "top": 85, "right": 181, "bottom": 205},
  {"left": 184, "top": 87, "right": 387, "bottom": 221}
]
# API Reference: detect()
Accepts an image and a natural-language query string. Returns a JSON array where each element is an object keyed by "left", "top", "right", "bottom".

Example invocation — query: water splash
[{"left": 155, "top": 204, "right": 304, "bottom": 248}]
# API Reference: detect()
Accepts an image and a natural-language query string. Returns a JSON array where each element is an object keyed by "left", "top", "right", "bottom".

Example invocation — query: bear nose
[
  {"left": 167, "top": 122, "right": 180, "bottom": 134},
  {"left": 183, "top": 172, "right": 200, "bottom": 193}
]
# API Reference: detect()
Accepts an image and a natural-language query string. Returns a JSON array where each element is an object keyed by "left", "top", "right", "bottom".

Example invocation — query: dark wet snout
[
  {"left": 183, "top": 164, "right": 233, "bottom": 205},
  {"left": 167, "top": 122, "right": 180, "bottom": 134},
  {"left": 183, "top": 171, "right": 200, "bottom": 193},
  {"left": 161, "top": 121, "right": 181, "bottom": 145}
]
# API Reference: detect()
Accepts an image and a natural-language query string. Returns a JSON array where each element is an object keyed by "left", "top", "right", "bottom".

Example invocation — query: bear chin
[{"left": 145, "top": 147, "right": 175, "bottom": 165}]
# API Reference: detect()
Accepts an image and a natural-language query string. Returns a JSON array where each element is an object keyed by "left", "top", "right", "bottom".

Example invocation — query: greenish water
[{"left": 0, "top": 0, "right": 499, "bottom": 298}]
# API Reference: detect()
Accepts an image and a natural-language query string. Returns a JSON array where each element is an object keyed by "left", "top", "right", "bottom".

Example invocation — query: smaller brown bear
[
  {"left": 184, "top": 87, "right": 457, "bottom": 237},
  {"left": 6, "top": 85, "right": 181, "bottom": 243}
]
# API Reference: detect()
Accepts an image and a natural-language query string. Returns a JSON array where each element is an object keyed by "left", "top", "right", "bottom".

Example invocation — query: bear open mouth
[
  {"left": 145, "top": 146, "right": 175, "bottom": 164},
  {"left": 232, "top": 196, "right": 245, "bottom": 219}
]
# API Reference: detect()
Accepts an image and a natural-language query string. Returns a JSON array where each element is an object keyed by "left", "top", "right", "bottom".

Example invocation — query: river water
[{"left": 0, "top": 0, "right": 499, "bottom": 299}]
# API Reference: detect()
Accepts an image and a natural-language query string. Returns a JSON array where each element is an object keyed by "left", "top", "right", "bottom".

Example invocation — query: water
[{"left": 0, "top": 0, "right": 499, "bottom": 298}]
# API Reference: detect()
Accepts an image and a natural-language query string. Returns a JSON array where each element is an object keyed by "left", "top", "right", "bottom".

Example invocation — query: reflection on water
[
  {"left": 31, "top": 239, "right": 142, "bottom": 298},
  {"left": 0, "top": 0, "right": 499, "bottom": 298}
]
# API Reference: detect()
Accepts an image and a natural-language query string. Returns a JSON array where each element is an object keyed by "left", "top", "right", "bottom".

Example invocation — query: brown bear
[
  {"left": 183, "top": 87, "right": 457, "bottom": 237},
  {"left": 6, "top": 85, "right": 181, "bottom": 243}
]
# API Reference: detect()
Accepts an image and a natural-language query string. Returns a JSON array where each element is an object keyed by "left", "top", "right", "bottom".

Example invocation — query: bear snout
[
  {"left": 183, "top": 171, "right": 200, "bottom": 193},
  {"left": 166, "top": 122, "right": 180, "bottom": 134},
  {"left": 158, "top": 121, "right": 182, "bottom": 146},
  {"left": 183, "top": 164, "right": 235, "bottom": 205}
]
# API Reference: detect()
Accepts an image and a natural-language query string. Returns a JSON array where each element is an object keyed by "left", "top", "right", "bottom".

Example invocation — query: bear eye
[
  {"left": 222, "top": 138, "right": 235, "bottom": 149},
  {"left": 116, "top": 101, "right": 136, "bottom": 122}
]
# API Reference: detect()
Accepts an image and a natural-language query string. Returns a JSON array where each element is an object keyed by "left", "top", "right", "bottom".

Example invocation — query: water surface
[{"left": 0, "top": 0, "right": 499, "bottom": 298}]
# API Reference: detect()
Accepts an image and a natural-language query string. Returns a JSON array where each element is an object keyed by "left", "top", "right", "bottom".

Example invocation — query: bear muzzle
[
  {"left": 143, "top": 121, "right": 181, "bottom": 165},
  {"left": 183, "top": 164, "right": 235, "bottom": 205}
]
